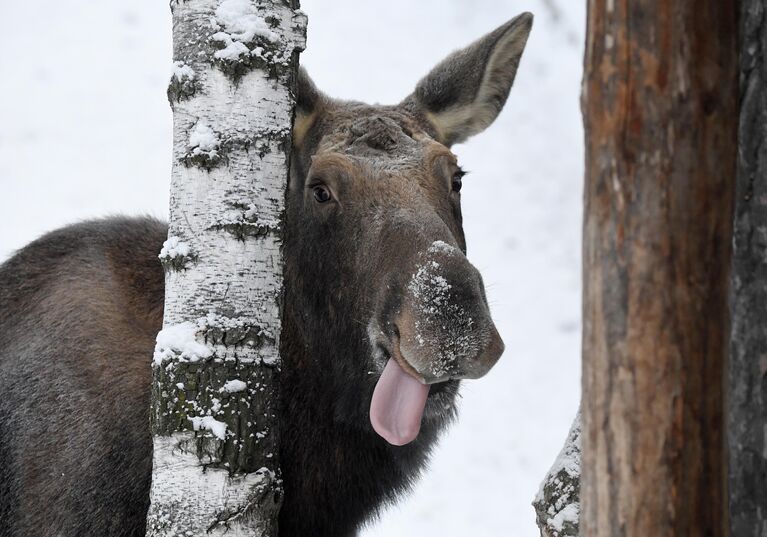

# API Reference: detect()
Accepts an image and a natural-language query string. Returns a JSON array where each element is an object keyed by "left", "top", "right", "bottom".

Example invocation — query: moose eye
[
  {"left": 451, "top": 170, "right": 465, "bottom": 193},
  {"left": 312, "top": 185, "right": 332, "bottom": 203}
]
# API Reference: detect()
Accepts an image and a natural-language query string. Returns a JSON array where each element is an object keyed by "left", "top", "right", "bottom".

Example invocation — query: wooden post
[{"left": 580, "top": 1, "right": 738, "bottom": 536}]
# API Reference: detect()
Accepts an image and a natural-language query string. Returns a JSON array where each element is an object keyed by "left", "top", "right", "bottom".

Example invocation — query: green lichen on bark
[
  {"left": 182, "top": 149, "right": 222, "bottom": 170},
  {"left": 210, "top": 4, "right": 307, "bottom": 81},
  {"left": 264, "top": 15, "right": 280, "bottom": 28},
  {"left": 159, "top": 252, "right": 197, "bottom": 272},
  {"left": 158, "top": 236, "right": 197, "bottom": 271},
  {"left": 152, "top": 359, "right": 279, "bottom": 475},
  {"left": 207, "top": 197, "right": 282, "bottom": 240},
  {"left": 152, "top": 314, "right": 280, "bottom": 475},
  {"left": 182, "top": 128, "right": 290, "bottom": 171},
  {"left": 167, "top": 77, "right": 197, "bottom": 104},
  {"left": 201, "top": 312, "right": 275, "bottom": 349},
  {"left": 213, "top": 44, "right": 293, "bottom": 81},
  {"left": 151, "top": 312, "right": 279, "bottom": 475},
  {"left": 167, "top": 61, "right": 198, "bottom": 104},
  {"left": 208, "top": 218, "right": 279, "bottom": 240}
]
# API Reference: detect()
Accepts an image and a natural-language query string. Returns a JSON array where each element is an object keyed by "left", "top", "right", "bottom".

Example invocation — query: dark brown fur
[
  {"left": 0, "top": 14, "right": 532, "bottom": 537},
  {"left": 0, "top": 218, "right": 162, "bottom": 536}
]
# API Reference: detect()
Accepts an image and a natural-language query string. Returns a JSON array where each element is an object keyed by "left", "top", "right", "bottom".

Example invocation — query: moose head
[{"left": 282, "top": 13, "right": 533, "bottom": 447}]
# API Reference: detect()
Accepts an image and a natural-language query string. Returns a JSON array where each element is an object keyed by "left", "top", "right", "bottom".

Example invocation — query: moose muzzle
[{"left": 370, "top": 240, "right": 504, "bottom": 445}]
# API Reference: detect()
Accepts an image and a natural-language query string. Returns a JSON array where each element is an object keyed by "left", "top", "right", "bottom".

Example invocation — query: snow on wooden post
[
  {"left": 146, "top": 0, "right": 306, "bottom": 535},
  {"left": 579, "top": 1, "right": 737, "bottom": 536}
]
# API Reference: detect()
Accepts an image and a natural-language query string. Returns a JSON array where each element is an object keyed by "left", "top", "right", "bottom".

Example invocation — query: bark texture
[
  {"left": 581, "top": 2, "right": 738, "bottom": 537},
  {"left": 146, "top": 1, "right": 306, "bottom": 535},
  {"left": 730, "top": 2, "right": 767, "bottom": 535}
]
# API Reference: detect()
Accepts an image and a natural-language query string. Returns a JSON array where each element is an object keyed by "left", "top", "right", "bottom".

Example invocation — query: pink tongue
[{"left": 370, "top": 358, "right": 430, "bottom": 446}]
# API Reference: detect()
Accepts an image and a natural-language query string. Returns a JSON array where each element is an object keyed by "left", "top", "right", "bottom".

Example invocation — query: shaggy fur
[{"left": 0, "top": 15, "right": 531, "bottom": 537}]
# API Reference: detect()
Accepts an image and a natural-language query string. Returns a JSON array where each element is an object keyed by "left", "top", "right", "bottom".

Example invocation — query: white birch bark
[{"left": 146, "top": 1, "right": 306, "bottom": 535}]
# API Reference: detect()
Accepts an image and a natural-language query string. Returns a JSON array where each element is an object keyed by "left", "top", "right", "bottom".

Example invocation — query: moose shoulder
[{"left": 0, "top": 14, "right": 532, "bottom": 537}]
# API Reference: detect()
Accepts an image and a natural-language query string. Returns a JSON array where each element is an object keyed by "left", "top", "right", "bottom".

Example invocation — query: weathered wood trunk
[
  {"left": 730, "top": 1, "right": 767, "bottom": 535},
  {"left": 145, "top": 1, "right": 306, "bottom": 535},
  {"left": 580, "top": 1, "right": 738, "bottom": 537}
]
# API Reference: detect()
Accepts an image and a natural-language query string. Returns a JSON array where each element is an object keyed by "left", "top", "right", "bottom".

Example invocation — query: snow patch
[
  {"left": 215, "top": 0, "right": 278, "bottom": 43},
  {"left": 222, "top": 379, "right": 247, "bottom": 393},
  {"left": 171, "top": 61, "right": 195, "bottom": 81},
  {"left": 211, "top": 35, "right": 250, "bottom": 61},
  {"left": 406, "top": 253, "right": 479, "bottom": 379},
  {"left": 548, "top": 502, "right": 579, "bottom": 532},
  {"left": 408, "top": 261, "right": 452, "bottom": 314},
  {"left": 153, "top": 322, "right": 212, "bottom": 365},
  {"left": 188, "top": 121, "right": 219, "bottom": 159},
  {"left": 211, "top": 0, "right": 278, "bottom": 62},
  {"left": 158, "top": 236, "right": 190, "bottom": 259},
  {"left": 428, "top": 240, "right": 458, "bottom": 255},
  {"left": 189, "top": 415, "right": 227, "bottom": 440}
]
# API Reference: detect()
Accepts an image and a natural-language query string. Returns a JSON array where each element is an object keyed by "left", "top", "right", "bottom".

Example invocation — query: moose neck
[{"left": 278, "top": 273, "right": 449, "bottom": 529}]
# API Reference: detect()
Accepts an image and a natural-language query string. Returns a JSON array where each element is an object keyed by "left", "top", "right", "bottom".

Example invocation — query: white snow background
[{"left": 0, "top": 1, "right": 584, "bottom": 535}]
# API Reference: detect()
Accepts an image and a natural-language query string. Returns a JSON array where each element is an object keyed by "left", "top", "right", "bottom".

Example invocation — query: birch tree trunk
[
  {"left": 146, "top": 1, "right": 306, "bottom": 535},
  {"left": 730, "top": 1, "right": 767, "bottom": 534},
  {"left": 580, "top": 1, "right": 737, "bottom": 536}
]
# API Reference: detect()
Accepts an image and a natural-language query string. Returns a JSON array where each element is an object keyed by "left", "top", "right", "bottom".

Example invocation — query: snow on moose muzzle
[{"left": 370, "top": 241, "right": 505, "bottom": 446}]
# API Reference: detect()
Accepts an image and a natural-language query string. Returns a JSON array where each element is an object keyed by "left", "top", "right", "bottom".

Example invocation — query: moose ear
[
  {"left": 403, "top": 13, "right": 533, "bottom": 146},
  {"left": 293, "top": 67, "right": 323, "bottom": 147}
]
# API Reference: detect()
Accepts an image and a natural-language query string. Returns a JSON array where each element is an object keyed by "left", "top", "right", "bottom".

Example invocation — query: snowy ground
[{"left": 0, "top": 1, "right": 584, "bottom": 535}]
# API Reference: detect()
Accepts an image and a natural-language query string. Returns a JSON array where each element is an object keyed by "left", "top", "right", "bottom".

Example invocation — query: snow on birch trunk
[{"left": 146, "top": 1, "right": 306, "bottom": 535}]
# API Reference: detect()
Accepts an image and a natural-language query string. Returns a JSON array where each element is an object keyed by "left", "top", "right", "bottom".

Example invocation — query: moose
[{"left": 0, "top": 13, "right": 532, "bottom": 537}]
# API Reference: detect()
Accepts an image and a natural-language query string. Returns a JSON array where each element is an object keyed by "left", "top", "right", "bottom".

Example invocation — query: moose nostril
[
  {"left": 391, "top": 323, "right": 400, "bottom": 340},
  {"left": 482, "top": 326, "right": 505, "bottom": 365},
  {"left": 375, "top": 342, "right": 391, "bottom": 360}
]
